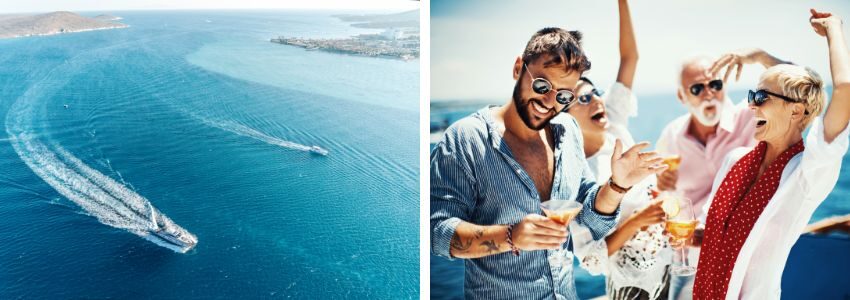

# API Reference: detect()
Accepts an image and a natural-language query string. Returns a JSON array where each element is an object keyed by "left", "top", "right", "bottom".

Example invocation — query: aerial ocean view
[{"left": 0, "top": 10, "right": 418, "bottom": 298}]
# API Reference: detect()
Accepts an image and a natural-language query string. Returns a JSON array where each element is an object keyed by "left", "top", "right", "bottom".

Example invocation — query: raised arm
[
  {"left": 615, "top": 0, "right": 638, "bottom": 88},
  {"left": 604, "top": 199, "right": 665, "bottom": 255},
  {"left": 710, "top": 48, "right": 792, "bottom": 82},
  {"left": 811, "top": 9, "right": 850, "bottom": 142}
]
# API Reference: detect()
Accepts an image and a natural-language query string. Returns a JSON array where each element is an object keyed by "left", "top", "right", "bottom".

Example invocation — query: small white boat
[{"left": 309, "top": 146, "right": 329, "bottom": 156}]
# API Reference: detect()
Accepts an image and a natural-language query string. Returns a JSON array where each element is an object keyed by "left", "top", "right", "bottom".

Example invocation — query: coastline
[
  {"left": 270, "top": 36, "right": 418, "bottom": 61},
  {"left": 0, "top": 11, "right": 129, "bottom": 40},
  {"left": 270, "top": 10, "right": 419, "bottom": 61},
  {"left": 1, "top": 24, "right": 129, "bottom": 40}
]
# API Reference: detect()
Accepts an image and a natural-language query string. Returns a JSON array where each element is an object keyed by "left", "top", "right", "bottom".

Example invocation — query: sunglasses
[
  {"left": 689, "top": 79, "right": 723, "bottom": 96},
  {"left": 523, "top": 64, "right": 577, "bottom": 106},
  {"left": 578, "top": 88, "right": 604, "bottom": 105},
  {"left": 748, "top": 89, "right": 809, "bottom": 115}
]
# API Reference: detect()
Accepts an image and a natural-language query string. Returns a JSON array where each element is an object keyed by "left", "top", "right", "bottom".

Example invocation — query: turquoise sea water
[
  {"left": 430, "top": 91, "right": 850, "bottom": 299},
  {"left": 0, "top": 10, "right": 419, "bottom": 298}
]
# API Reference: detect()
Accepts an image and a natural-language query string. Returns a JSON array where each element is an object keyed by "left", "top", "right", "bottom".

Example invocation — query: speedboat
[{"left": 309, "top": 145, "right": 329, "bottom": 156}]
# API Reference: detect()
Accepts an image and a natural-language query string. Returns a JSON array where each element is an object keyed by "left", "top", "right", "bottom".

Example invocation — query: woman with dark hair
[{"left": 569, "top": 1, "right": 672, "bottom": 299}]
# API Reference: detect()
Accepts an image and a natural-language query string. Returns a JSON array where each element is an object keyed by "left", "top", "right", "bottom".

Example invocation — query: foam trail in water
[
  {"left": 121, "top": 45, "right": 329, "bottom": 156},
  {"left": 6, "top": 131, "right": 197, "bottom": 253},
  {"left": 5, "top": 49, "right": 197, "bottom": 253},
  {"left": 9, "top": 133, "right": 152, "bottom": 231},
  {"left": 194, "top": 116, "right": 325, "bottom": 154}
]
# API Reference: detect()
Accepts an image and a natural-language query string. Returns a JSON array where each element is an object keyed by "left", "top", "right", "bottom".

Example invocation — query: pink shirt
[{"left": 655, "top": 98, "right": 756, "bottom": 215}]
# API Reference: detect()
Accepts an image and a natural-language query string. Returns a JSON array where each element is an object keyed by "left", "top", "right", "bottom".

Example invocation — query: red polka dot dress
[{"left": 693, "top": 140, "right": 804, "bottom": 300}]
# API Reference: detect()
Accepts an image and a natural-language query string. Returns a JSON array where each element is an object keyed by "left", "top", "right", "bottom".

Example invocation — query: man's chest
[{"left": 512, "top": 144, "right": 553, "bottom": 185}]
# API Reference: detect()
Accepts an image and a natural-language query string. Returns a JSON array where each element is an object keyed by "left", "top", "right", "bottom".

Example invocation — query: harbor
[{"left": 271, "top": 28, "right": 419, "bottom": 60}]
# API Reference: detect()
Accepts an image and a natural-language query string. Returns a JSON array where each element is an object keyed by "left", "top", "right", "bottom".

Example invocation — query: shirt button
[{"left": 516, "top": 169, "right": 522, "bottom": 174}]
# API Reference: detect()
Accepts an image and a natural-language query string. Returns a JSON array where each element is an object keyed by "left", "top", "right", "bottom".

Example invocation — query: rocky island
[
  {"left": 270, "top": 10, "right": 419, "bottom": 60},
  {"left": 93, "top": 14, "right": 123, "bottom": 22},
  {"left": 0, "top": 11, "right": 128, "bottom": 39}
]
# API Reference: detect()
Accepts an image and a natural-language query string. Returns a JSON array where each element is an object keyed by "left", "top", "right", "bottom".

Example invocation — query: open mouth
[
  {"left": 703, "top": 105, "right": 717, "bottom": 116},
  {"left": 756, "top": 117, "right": 768, "bottom": 128},
  {"left": 590, "top": 110, "right": 607, "bottom": 125},
  {"left": 531, "top": 100, "right": 552, "bottom": 115}
]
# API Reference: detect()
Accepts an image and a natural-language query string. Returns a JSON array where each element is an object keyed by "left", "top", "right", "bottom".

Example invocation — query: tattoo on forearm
[
  {"left": 450, "top": 233, "right": 472, "bottom": 252},
  {"left": 474, "top": 228, "right": 485, "bottom": 239},
  {"left": 480, "top": 240, "right": 499, "bottom": 253}
]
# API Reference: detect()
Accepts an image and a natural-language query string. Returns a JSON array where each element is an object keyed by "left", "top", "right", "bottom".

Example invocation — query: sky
[
  {"left": 0, "top": 0, "right": 419, "bottom": 13},
  {"left": 432, "top": 0, "right": 850, "bottom": 101}
]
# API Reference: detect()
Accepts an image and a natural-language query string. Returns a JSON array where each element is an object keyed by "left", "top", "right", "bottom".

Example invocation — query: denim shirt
[{"left": 430, "top": 106, "right": 620, "bottom": 300}]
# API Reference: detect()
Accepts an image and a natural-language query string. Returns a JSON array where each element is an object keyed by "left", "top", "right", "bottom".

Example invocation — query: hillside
[{"left": 0, "top": 11, "right": 127, "bottom": 39}]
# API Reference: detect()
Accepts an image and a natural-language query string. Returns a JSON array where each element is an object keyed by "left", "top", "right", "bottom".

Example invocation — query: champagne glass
[{"left": 663, "top": 194, "right": 698, "bottom": 276}]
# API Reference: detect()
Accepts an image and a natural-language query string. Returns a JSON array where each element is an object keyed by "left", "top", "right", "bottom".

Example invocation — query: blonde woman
[{"left": 690, "top": 9, "right": 850, "bottom": 299}]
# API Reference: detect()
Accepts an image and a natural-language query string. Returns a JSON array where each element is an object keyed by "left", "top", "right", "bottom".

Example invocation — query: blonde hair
[{"left": 760, "top": 64, "right": 825, "bottom": 128}]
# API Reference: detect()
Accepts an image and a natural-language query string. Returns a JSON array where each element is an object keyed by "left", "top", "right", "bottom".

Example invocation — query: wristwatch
[{"left": 608, "top": 177, "right": 632, "bottom": 194}]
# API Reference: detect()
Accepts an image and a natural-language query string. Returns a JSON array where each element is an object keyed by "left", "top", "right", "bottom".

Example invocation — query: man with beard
[
  {"left": 655, "top": 50, "right": 788, "bottom": 300},
  {"left": 431, "top": 27, "right": 668, "bottom": 300}
]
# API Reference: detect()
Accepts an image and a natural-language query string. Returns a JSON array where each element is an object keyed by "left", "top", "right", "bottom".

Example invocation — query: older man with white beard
[{"left": 655, "top": 51, "right": 787, "bottom": 299}]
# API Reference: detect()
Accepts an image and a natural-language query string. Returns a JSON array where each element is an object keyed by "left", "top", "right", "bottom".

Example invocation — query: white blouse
[
  {"left": 572, "top": 82, "right": 673, "bottom": 298},
  {"left": 698, "top": 117, "right": 850, "bottom": 299}
]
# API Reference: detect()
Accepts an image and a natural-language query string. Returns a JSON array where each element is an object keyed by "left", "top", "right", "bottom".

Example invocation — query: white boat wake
[
  {"left": 6, "top": 130, "right": 198, "bottom": 253},
  {"left": 196, "top": 118, "right": 328, "bottom": 156},
  {"left": 5, "top": 58, "right": 198, "bottom": 253}
]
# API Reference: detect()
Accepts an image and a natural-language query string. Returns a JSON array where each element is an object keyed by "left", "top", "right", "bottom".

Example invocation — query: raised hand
[
  {"left": 709, "top": 48, "right": 765, "bottom": 82},
  {"left": 810, "top": 8, "right": 843, "bottom": 37},
  {"left": 610, "top": 140, "right": 667, "bottom": 189},
  {"left": 710, "top": 48, "right": 789, "bottom": 82},
  {"left": 511, "top": 214, "right": 569, "bottom": 251}
]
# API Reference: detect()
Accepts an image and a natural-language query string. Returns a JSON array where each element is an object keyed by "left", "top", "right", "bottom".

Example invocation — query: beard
[
  {"left": 512, "top": 77, "right": 556, "bottom": 131},
  {"left": 686, "top": 98, "right": 723, "bottom": 126}
]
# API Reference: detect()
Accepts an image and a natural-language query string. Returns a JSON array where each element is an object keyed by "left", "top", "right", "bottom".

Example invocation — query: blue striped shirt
[{"left": 430, "top": 106, "right": 620, "bottom": 300}]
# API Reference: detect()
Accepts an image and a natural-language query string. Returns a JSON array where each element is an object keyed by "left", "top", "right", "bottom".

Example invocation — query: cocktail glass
[
  {"left": 540, "top": 200, "right": 583, "bottom": 226},
  {"left": 540, "top": 200, "right": 582, "bottom": 251}
]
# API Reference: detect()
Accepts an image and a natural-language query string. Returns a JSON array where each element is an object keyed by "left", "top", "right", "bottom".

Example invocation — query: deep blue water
[
  {"left": 0, "top": 10, "right": 419, "bottom": 298},
  {"left": 430, "top": 91, "right": 850, "bottom": 299}
]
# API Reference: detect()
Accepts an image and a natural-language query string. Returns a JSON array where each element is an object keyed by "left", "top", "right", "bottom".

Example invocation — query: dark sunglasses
[
  {"left": 524, "top": 64, "right": 577, "bottom": 106},
  {"left": 578, "top": 88, "right": 604, "bottom": 105},
  {"left": 748, "top": 89, "right": 809, "bottom": 115},
  {"left": 689, "top": 79, "right": 723, "bottom": 96}
]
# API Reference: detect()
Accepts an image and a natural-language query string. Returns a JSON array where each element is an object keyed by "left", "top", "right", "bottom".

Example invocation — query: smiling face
[
  {"left": 568, "top": 80, "right": 607, "bottom": 138},
  {"left": 511, "top": 54, "right": 581, "bottom": 130},
  {"left": 678, "top": 57, "right": 726, "bottom": 126},
  {"left": 751, "top": 65, "right": 826, "bottom": 145},
  {"left": 752, "top": 79, "right": 806, "bottom": 143}
]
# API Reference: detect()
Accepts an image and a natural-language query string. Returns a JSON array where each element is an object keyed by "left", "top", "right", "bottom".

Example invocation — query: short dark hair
[{"left": 522, "top": 27, "right": 591, "bottom": 74}]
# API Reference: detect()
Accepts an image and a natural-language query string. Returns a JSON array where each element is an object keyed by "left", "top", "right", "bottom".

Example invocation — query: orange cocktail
[
  {"left": 666, "top": 219, "right": 698, "bottom": 242},
  {"left": 540, "top": 200, "right": 583, "bottom": 225}
]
